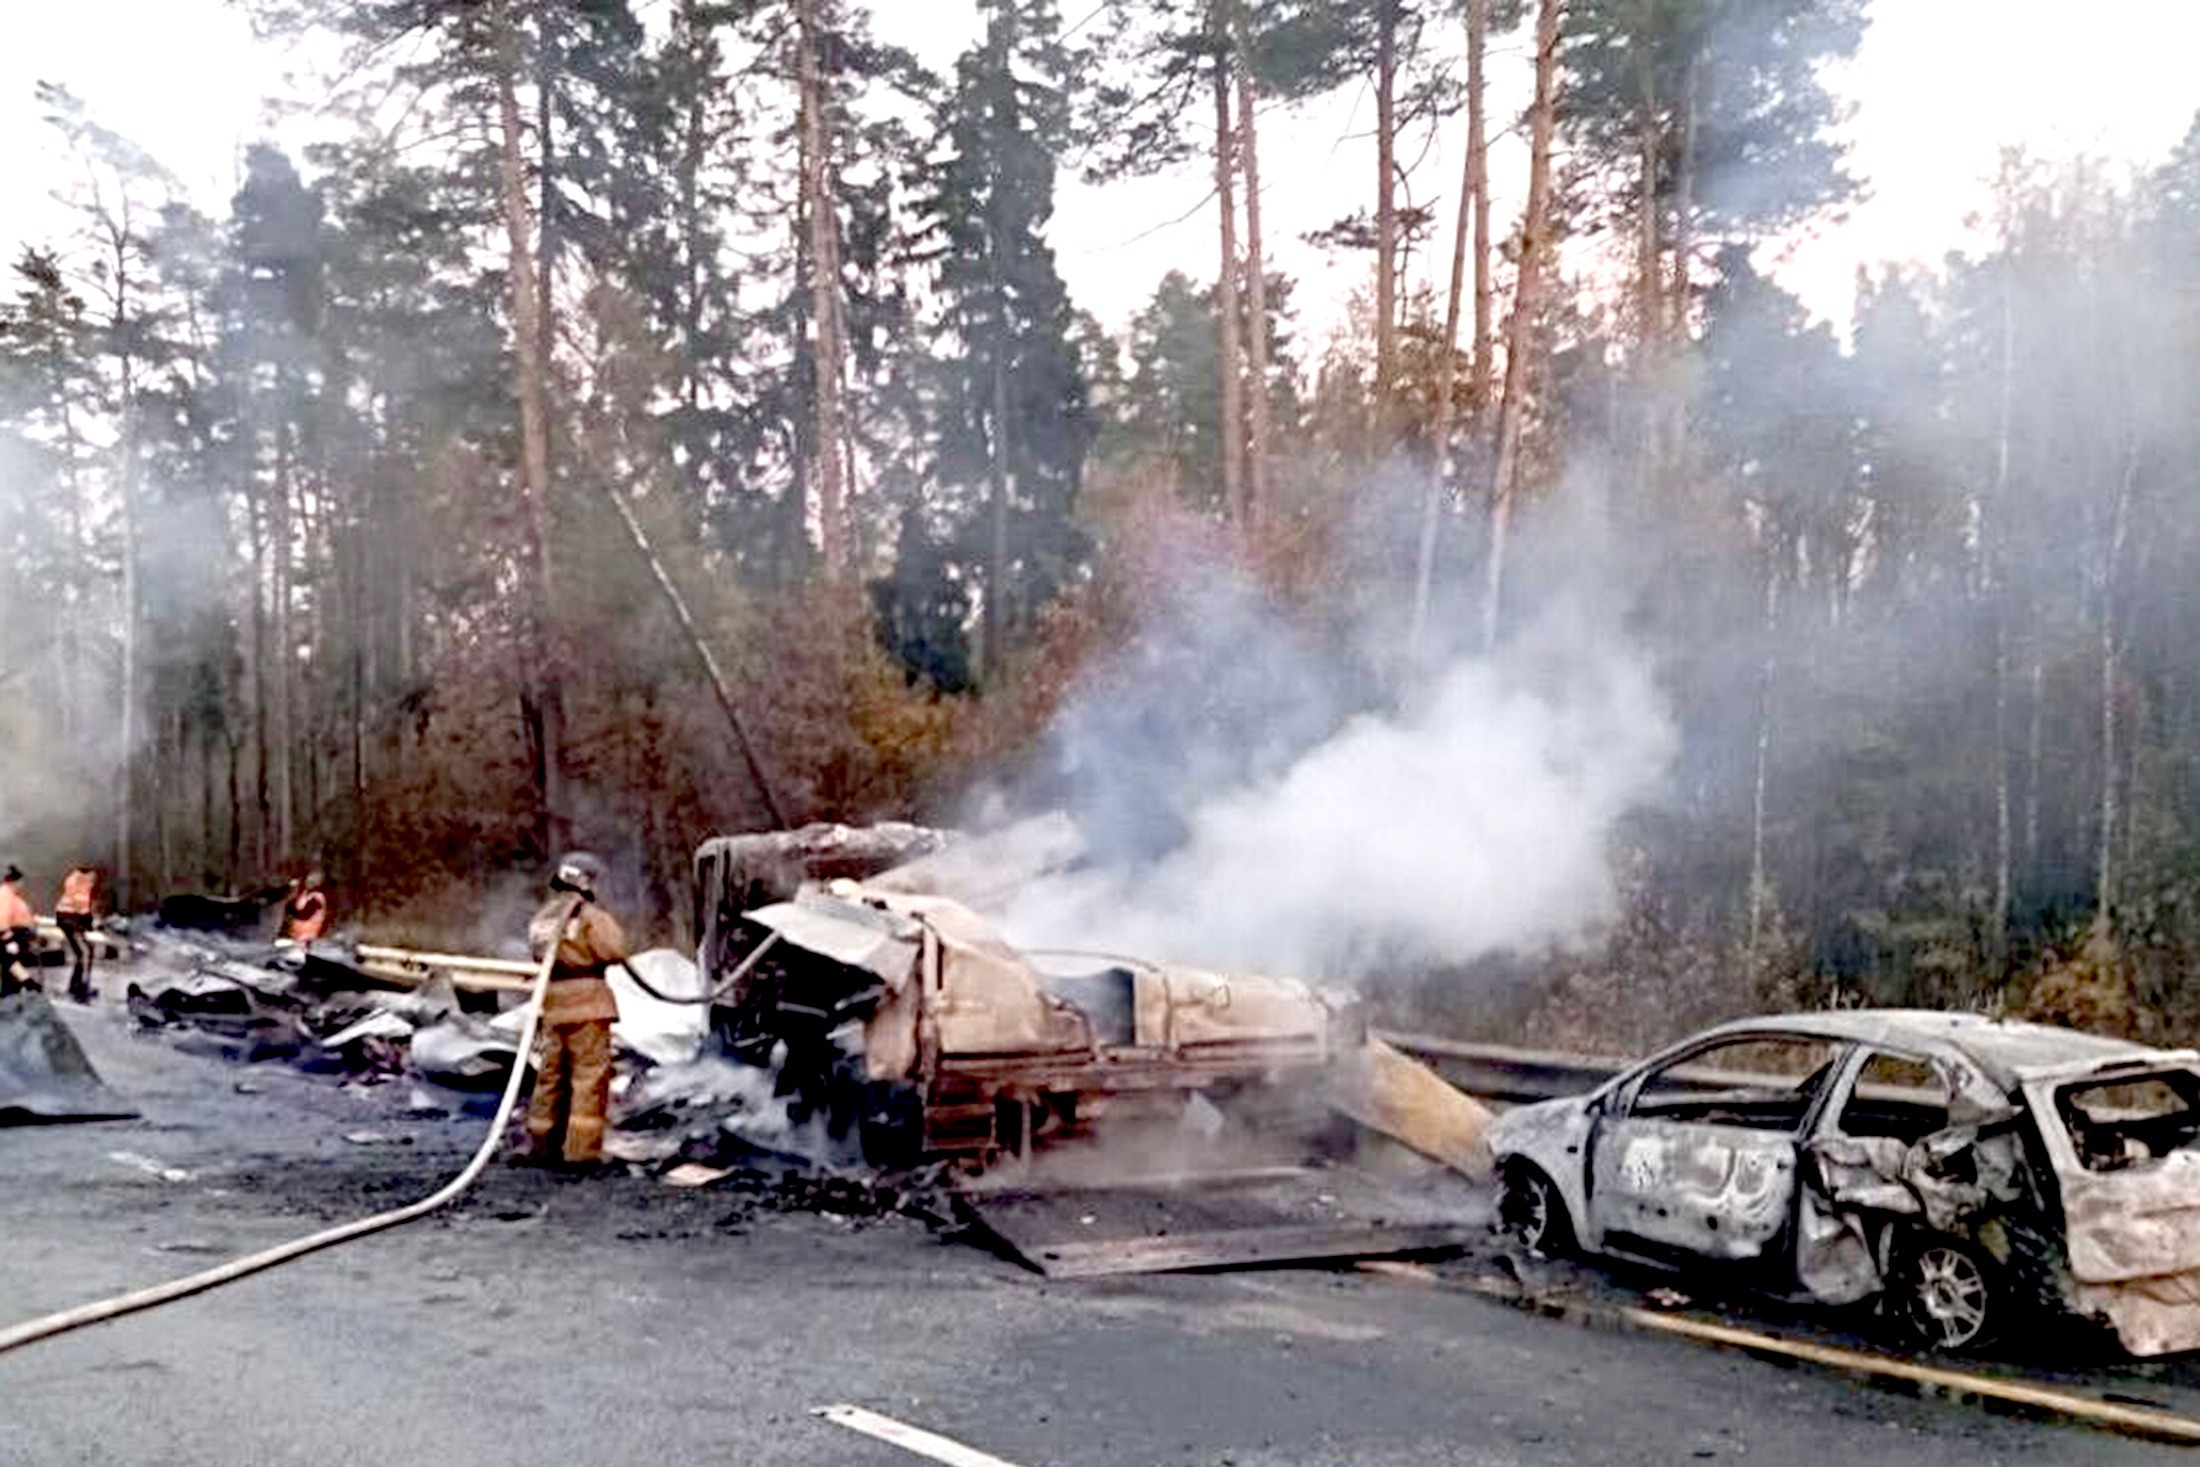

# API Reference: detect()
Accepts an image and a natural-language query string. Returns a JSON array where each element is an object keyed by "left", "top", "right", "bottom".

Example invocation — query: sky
[{"left": 5, "top": 1, "right": 2200, "bottom": 348}]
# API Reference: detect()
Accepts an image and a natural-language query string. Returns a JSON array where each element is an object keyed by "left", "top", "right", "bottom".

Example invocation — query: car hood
[{"left": 1490, "top": 1093, "right": 1596, "bottom": 1151}]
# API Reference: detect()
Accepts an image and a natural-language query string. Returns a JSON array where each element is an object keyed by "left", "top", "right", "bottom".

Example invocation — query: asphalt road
[{"left": 2, "top": 999, "right": 2192, "bottom": 1467}]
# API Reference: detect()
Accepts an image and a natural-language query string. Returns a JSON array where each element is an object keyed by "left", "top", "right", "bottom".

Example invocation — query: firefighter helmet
[{"left": 551, "top": 851, "right": 605, "bottom": 898}]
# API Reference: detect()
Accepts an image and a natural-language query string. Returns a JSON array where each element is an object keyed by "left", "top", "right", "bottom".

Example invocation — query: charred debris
[{"left": 77, "top": 820, "right": 1496, "bottom": 1275}]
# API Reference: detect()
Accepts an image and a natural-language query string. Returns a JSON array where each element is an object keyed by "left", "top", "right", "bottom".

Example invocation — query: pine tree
[{"left": 910, "top": 0, "right": 1093, "bottom": 687}]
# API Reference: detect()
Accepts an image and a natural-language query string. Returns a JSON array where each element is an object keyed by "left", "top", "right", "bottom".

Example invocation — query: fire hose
[
  {"left": 0, "top": 897, "right": 586, "bottom": 1359},
  {"left": 614, "top": 931, "right": 779, "bottom": 1005}
]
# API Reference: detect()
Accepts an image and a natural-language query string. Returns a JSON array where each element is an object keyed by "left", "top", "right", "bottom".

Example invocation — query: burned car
[{"left": 1490, "top": 1010, "right": 2200, "bottom": 1356}]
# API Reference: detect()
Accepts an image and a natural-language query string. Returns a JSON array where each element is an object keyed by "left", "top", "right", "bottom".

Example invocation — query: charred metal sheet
[
  {"left": 746, "top": 898, "right": 920, "bottom": 989},
  {"left": 0, "top": 992, "right": 137, "bottom": 1125},
  {"left": 962, "top": 1166, "right": 1479, "bottom": 1278},
  {"left": 1018, "top": 1224, "right": 1474, "bottom": 1278}
]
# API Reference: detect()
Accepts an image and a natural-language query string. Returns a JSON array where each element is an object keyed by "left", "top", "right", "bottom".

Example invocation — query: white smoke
[{"left": 997, "top": 574, "right": 1675, "bottom": 981}]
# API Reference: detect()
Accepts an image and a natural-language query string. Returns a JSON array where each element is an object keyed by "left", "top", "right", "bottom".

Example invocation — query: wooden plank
[
  {"left": 354, "top": 945, "right": 539, "bottom": 978},
  {"left": 353, "top": 961, "right": 532, "bottom": 995}
]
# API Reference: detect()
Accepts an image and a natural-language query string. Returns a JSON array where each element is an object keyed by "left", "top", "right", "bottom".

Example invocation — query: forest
[{"left": 5, "top": 0, "right": 2200, "bottom": 1047}]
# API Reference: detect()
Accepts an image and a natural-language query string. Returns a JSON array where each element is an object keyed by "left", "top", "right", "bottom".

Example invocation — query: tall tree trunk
[
  {"left": 112, "top": 217, "right": 140, "bottom": 908},
  {"left": 677, "top": 0, "right": 708, "bottom": 426},
  {"left": 1209, "top": 11, "right": 1246, "bottom": 522},
  {"left": 2023, "top": 648, "right": 2043, "bottom": 895},
  {"left": 1635, "top": 73, "right": 1661, "bottom": 355},
  {"left": 1749, "top": 567, "right": 1782, "bottom": 953},
  {"left": 983, "top": 196, "right": 1013, "bottom": 683},
  {"left": 226, "top": 730, "right": 241, "bottom": 886},
  {"left": 1374, "top": 0, "right": 1399, "bottom": 420},
  {"left": 1467, "top": 0, "right": 1491, "bottom": 411},
  {"left": 59, "top": 405, "right": 85, "bottom": 785},
  {"left": 1986, "top": 266, "right": 2015, "bottom": 976},
  {"left": 1667, "top": 47, "right": 1700, "bottom": 472},
  {"left": 536, "top": 12, "right": 558, "bottom": 424},
  {"left": 797, "top": 0, "right": 849, "bottom": 580},
  {"left": 2099, "top": 441, "right": 2137, "bottom": 921},
  {"left": 1232, "top": 1, "right": 1272, "bottom": 529},
  {"left": 1670, "top": 49, "right": 1699, "bottom": 331},
  {"left": 1480, "top": 0, "right": 1561, "bottom": 650},
  {"left": 250, "top": 482, "right": 270, "bottom": 875},
  {"left": 349, "top": 516, "right": 366, "bottom": 866},
  {"left": 491, "top": 0, "right": 568, "bottom": 854},
  {"left": 1409, "top": 0, "right": 1485, "bottom": 653},
  {"left": 272, "top": 411, "right": 296, "bottom": 863}
]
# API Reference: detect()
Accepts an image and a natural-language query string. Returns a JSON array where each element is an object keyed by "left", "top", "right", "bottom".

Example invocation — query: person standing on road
[
  {"left": 523, "top": 852, "right": 628, "bottom": 1171},
  {"left": 0, "top": 866, "right": 39, "bottom": 998},
  {"left": 281, "top": 870, "right": 329, "bottom": 944},
  {"left": 54, "top": 862, "right": 99, "bottom": 1002}
]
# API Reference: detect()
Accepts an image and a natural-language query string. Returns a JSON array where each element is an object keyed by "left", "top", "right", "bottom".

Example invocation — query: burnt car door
[
  {"left": 2021, "top": 1058, "right": 2200, "bottom": 1357},
  {"left": 1587, "top": 1032, "right": 1849, "bottom": 1266}
]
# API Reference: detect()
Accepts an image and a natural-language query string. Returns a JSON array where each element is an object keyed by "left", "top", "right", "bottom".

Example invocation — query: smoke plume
[{"left": 996, "top": 521, "right": 1676, "bottom": 981}]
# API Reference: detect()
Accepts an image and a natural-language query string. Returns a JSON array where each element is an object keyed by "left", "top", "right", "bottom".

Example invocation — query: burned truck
[
  {"left": 692, "top": 825, "right": 1488, "bottom": 1176},
  {"left": 699, "top": 881, "right": 1353, "bottom": 1164},
  {"left": 1490, "top": 1010, "right": 2200, "bottom": 1356}
]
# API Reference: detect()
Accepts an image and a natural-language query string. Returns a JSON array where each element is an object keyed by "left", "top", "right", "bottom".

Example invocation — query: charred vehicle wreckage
[
  {"left": 65, "top": 823, "right": 1489, "bottom": 1275},
  {"left": 707, "top": 881, "right": 1355, "bottom": 1165},
  {"left": 1490, "top": 1011, "right": 2200, "bottom": 1356},
  {"left": 692, "top": 824, "right": 1488, "bottom": 1177}
]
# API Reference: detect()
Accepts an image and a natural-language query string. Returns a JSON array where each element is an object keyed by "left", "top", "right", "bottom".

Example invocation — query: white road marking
[
  {"left": 812, "top": 1404, "right": 1026, "bottom": 1467},
  {"left": 107, "top": 1151, "right": 193, "bottom": 1183}
]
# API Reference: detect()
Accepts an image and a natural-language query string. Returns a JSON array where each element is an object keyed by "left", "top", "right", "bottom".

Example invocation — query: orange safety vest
[
  {"left": 57, "top": 869, "right": 95, "bottom": 916},
  {"left": 284, "top": 888, "right": 329, "bottom": 942},
  {"left": 0, "top": 884, "right": 33, "bottom": 930}
]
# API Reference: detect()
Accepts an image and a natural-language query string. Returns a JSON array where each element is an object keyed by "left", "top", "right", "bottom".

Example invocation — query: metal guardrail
[{"left": 1376, "top": 1030, "right": 1631, "bottom": 1104}]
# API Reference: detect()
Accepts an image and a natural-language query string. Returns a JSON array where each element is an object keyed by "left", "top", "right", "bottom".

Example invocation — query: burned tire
[
  {"left": 1498, "top": 1160, "right": 1574, "bottom": 1258},
  {"left": 1891, "top": 1233, "right": 2002, "bottom": 1353}
]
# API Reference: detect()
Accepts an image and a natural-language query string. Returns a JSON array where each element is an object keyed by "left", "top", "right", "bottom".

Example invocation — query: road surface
[{"left": 2, "top": 999, "right": 2190, "bottom": 1466}]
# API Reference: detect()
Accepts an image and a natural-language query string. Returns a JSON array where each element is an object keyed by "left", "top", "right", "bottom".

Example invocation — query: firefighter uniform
[{"left": 524, "top": 895, "right": 628, "bottom": 1167}]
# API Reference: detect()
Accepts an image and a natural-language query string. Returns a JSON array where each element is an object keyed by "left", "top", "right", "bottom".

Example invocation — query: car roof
[{"left": 1694, "top": 1010, "right": 2164, "bottom": 1089}]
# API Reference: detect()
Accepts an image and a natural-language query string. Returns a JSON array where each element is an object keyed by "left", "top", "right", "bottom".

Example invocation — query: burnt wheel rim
[
  {"left": 1910, "top": 1244, "right": 1990, "bottom": 1347},
  {"left": 1503, "top": 1171, "right": 1554, "bottom": 1252}
]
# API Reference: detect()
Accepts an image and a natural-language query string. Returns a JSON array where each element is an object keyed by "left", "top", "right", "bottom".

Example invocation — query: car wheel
[
  {"left": 1892, "top": 1234, "right": 2001, "bottom": 1352},
  {"left": 1499, "top": 1161, "right": 1574, "bottom": 1257}
]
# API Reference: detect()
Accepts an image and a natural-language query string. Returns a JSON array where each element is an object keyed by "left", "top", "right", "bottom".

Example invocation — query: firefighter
[
  {"left": 522, "top": 852, "right": 628, "bottom": 1171},
  {"left": 281, "top": 870, "right": 329, "bottom": 944},
  {"left": 0, "top": 866, "right": 38, "bottom": 998},
  {"left": 54, "top": 862, "right": 98, "bottom": 1002}
]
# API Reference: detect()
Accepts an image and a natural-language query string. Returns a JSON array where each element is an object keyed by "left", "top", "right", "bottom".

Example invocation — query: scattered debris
[
  {"left": 664, "top": 1163, "right": 733, "bottom": 1188},
  {"left": 108, "top": 1151, "right": 191, "bottom": 1183}
]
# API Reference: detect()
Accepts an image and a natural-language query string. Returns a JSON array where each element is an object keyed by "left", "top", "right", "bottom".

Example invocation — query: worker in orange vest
[
  {"left": 0, "top": 866, "right": 38, "bottom": 998},
  {"left": 55, "top": 863, "right": 99, "bottom": 1002},
  {"left": 523, "top": 852, "right": 629, "bottom": 1171},
  {"left": 281, "top": 870, "right": 329, "bottom": 944}
]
